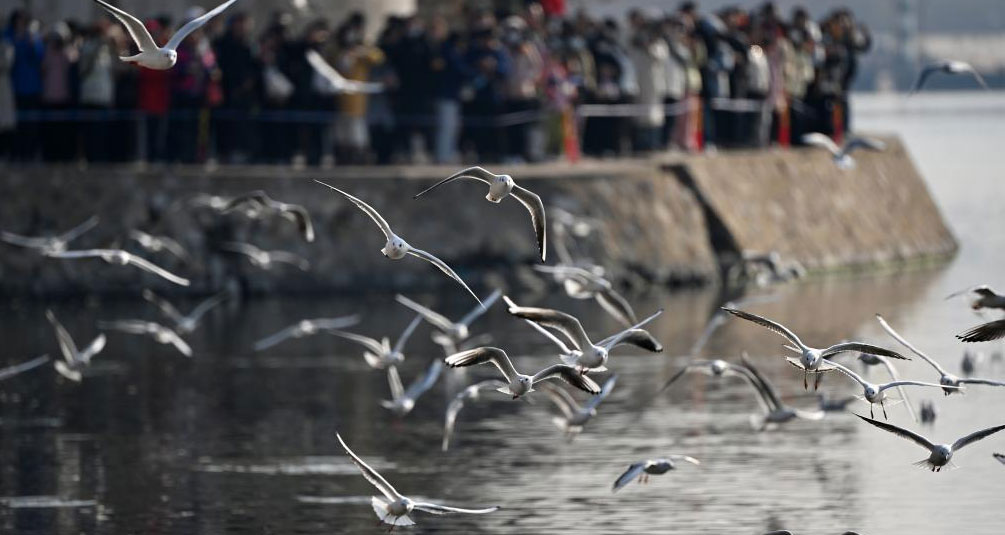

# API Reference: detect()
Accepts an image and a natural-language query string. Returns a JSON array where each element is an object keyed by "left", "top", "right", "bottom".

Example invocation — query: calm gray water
[{"left": 2, "top": 92, "right": 1005, "bottom": 534}]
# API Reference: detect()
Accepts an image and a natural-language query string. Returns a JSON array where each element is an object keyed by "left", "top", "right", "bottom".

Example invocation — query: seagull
[
  {"left": 611, "top": 455, "right": 700, "bottom": 493},
  {"left": 855, "top": 415, "right": 1005, "bottom": 471},
  {"left": 142, "top": 289, "right": 229, "bottom": 334},
  {"left": 539, "top": 375, "right": 616, "bottom": 441},
  {"left": 221, "top": 190, "right": 315, "bottom": 242},
  {"left": 656, "top": 359, "right": 762, "bottom": 395},
  {"left": 801, "top": 132, "right": 886, "bottom": 170},
  {"left": 94, "top": 0, "right": 239, "bottom": 70},
  {"left": 722, "top": 307, "right": 907, "bottom": 390},
  {"left": 503, "top": 295, "right": 662, "bottom": 373},
  {"left": 97, "top": 320, "right": 192, "bottom": 357},
  {"left": 329, "top": 315, "right": 423, "bottom": 370},
  {"left": 688, "top": 294, "right": 779, "bottom": 357},
  {"left": 253, "top": 316, "right": 360, "bottom": 351},
  {"left": 305, "top": 49, "right": 384, "bottom": 95},
  {"left": 816, "top": 393, "right": 858, "bottom": 412},
  {"left": 730, "top": 251, "right": 806, "bottom": 287},
  {"left": 444, "top": 347, "right": 600, "bottom": 399},
  {"left": 957, "top": 319, "right": 1005, "bottom": 343},
  {"left": 334, "top": 432, "right": 499, "bottom": 528},
  {"left": 395, "top": 291, "right": 501, "bottom": 352},
  {"left": 877, "top": 314, "right": 1005, "bottom": 395},
  {"left": 1, "top": 216, "right": 98, "bottom": 256},
  {"left": 315, "top": 181, "right": 481, "bottom": 304},
  {"left": 960, "top": 350, "right": 981, "bottom": 377},
  {"left": 824, "top": 358, "right": 954, "bottom": 419},
  {"left": 381, "top": 359, "right": 443, "bottom": 417},
  {"left": 912, "top": 60, "right": 989, "bottom": 93},
  {"left": 442, "top": 379, "right": 507, "bottom": 451},
  {"left": 533, "top": 265, "right": 638, "bottom": 328},
  {"left": 920, "top": 400, "right": 937, "bottom": 425},
  {"left": 0, "top": 355, "right": 51, "bottom": 382},
  {"left": 220, "top": 242, "right": 310, "bottom": 271},
  {"left": 413, "top": 166, "right": 547, "bottom": 262},
  {"left": 740, "top": 353, "right": 825, "bottom": 430},
  {"left": 49, "top": 248, "right": 191, "bottom": 286},
  {"left": 127, "top": 230, "right": 191, "bottom": 263},
  {"left": 946, "top": 285, "right": 1005, "bottom": 311},
  {"left": 835, "top": 350, "right": 919, "bottom": 422},
  {"left": 46, "top": 310, "right": 106, "bottom": 382}
]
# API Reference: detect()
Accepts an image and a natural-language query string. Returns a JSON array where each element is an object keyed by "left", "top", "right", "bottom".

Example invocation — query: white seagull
[
  {"left": 221, "top": 190, "right": 315, "bottom": 242},
  {"left": 142, "top": 289, "right": 229, "bottom": 334},
  {"left": 912, "top": 60, "right": 989, "bottom": 93},
  {"left": 533, "top": 265, "right": 638, "bottom": 328},
  {"left": 824, "top": 358, "right": 954, "bottom": 419},
  {"left": 0, "top": 355, "right": 51, "bottom": 382},
  {"left": 220, "top": 241, "right": 310, "bottom": 271},
  {"left": 877, "top": 314, "right": 1005, "bottom": 394},
  {"left": 98, "top": 320, "right": 192, "bottom": 357},
  {"left": 305, "top": 49, "right": 384, "bottom": 95},
  {"left": 329, "top": 314, "right": 423, "bottom": 370},
  {"left": 381, "top": 360, "right": 443, "bottom": 417},
  {"left": 612, "top": 456, "right": 700, "bottom": 493},
  {"left": 441, "top": 379, "right": 507, "bottom": 451},
  {"left": 395, "top": 290, "right": 501, "bottom": 352},
  {"left": 722, "top": 307, "right": 906, "bottom": 390},
  {"left": 49, "top": 248, "right": 191, "bottom": 286},
  {"left": 335, "top": 432, "right": 499, "bottom": 528},
  {"left": 315, "top": 181, "right": 481, "bottom": 304},
  {"left": 741, "top": 353, "right": 825, "bottom": 430},
  {"left": 945, "top": 285, "right": 1005, "bottom": 311},
  {"left": 856, "top": 415, "right": 1005, "bottom": 472},
  {"left": 127, "top": 230, "right": 191, "bottom": 263},
  {"left": 656, "top": 359, "right": 762, "bottom": 395},
  {"left": 94, "top": 0, "right": 239, "bottom": 70},
  {"left": 413, "top": 166, "right": 547, "bottom": 262},
  {"left": 539, "top": 375, "right": 617, "bottom": 441},
  {"left": 504, "top": 296, "right": 662, "bottom": 373},
  {"left": 1, "top": 216, "right": 98, "bottom": 256},
  {"left": 802, "top": 132, "right": 886, "bottom": 170},
  {"left": 844, "top": 349, "right": 919, "bottom": 422},
  {"left": 253, "top": 316, "right": 360, "bottom": 351},
  {"left": 444, "top": 347, "right": 600, "bottom": 399},
  {"left": 46, "top": 310, "right": 107, "bottom": 382},
  {"left": 957, "top": 319, "right": 1005, "bottom": 343}
]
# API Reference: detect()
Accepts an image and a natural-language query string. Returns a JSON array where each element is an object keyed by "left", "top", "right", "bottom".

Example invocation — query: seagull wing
[
  {"left": 405, "top": 247, "right": 481, "bottom": 305},
  {"left": 162, "top": 329, "right": 192, "bottom": 357},
  {"left": 0, "top": 355, "right": 51, "bottom": 381},
  {"left": 946, "top": 284, "right": 994, "bottom": 300},
  {"left": 531, "top": 364, "right": 601, "bottom": 395},
  {"left": 612, "top": 463, "right": 646, "bottom": 492},
  {"left": 957, "top": 319, "right": 1005, "bottom": 343},
  {"left": 314, "top": 181, "right": 393, "bottom": 240},
  {"left": 874, "top": 355, "right": 918, "bottom": 423},
  {"left": 801, "top": 132, "right": 841, "bottom": 156},
  {"left": 47, "top": 249, "right": 107, "bottom": 259},
  {"left": 599, "top": 309, "right": 664, "bottom": 351},
  {"left": 856, "top": 414, "right": 935, "bottom": 451},
  {"left": 394, "top": 295, "right": 455, "bottom": 332},
  {"left": 187, "top": 291, "right": 229, "bottom": 323},
  {"left": 142, "top": 289, "right": 185, "bottom": 324},
  {"left": 404, "top": 359, "right": 444, "bottom": 401},
  {"left": 722, "top": 308, "right": 807, "bottom": 350},
  {"left": 0, "top": 231, "right": 48, "bottom": 248},
  {"left": 411, "top": 502, "right": 499, "bottom": 515},
  {"left": 45, "top": 310, "right": 79, "bottom": 361},
  {"left": 412, "top": 166, "right": 495, "bottom": 199},
  {"left": 392, "top": 314, "right": 425, "bottom": 354},
  {"left": 961, "top": 65, "right": 991, "bottom": 90},
  {"left": 911, "top": 65, "right": 939, "bottom": 93},
  {"left": 253, "top": 324, "right": 300, "bottom": 351},
  {"left": 510, "top": 185, "right": 547, "bottom": 262},
  {"left": 584, "top": 374, "right": 617, "bottom": 412},
  {"left": 165, "top": 0, "right": 239, "bottom": 51},
  {"left": 666, "top": 455, "right": 701, "bottom": 466},
  {"left": 656, "top": 365, "right": 698, "bottom": 395},
  {"left": 386, "top": 365, "right": 405, "bottom": 401},
  {"left": 445, "top": 347, "right": 518, "bottom": 383},
  {"left": 958, "top": 377, "right": 1005, "bottom": 387},
  {"left": 688, "top": 312, "right": 726, "bottom": 357},
  {"left": 594, "top": 286, "right": 637, "bottom": 328},
  {"left": 537, "top": 382, "right": 578, "bottom": 418},
  {"left": 876, "top": 314, "right": 947, "bottom": 374},
  {"left": 334, "top": 433, "right": 401, "bottom": 501},
  {"left": 123, "top": 253, "right": 191, "bottom": 286},
  {"left": 824, "top": 359, "right": 870, "bottom": 389},
  {"left": 740, "top": 353, "right": 784, "bottom": 411},
  {"left": 97, "top": 319, "right": 154, "bottom": 334},
  {"left": 821, "top": 342, "right": 906, "bottom": 360},
  {"left": 458, "top": 289, "right": 502, "bottom": 327},
  {"left": 843, "top": 136, "right": 886, "bottom": 155},
  {"left": 953, "top": 423, "right": 1005, "bottom": 451},
  {"left": 78, "top": 334, "right": 107, "bottom": 364},
  {"left": 442, "top": 379, "right": 505, "bottom": 451},
  {"left": 57, "top": 216, "right": 99, "bottom": 243},
  {"left": 283, "top": 204, "right": 315, "bottom": 242},
  {"left": 521, "top": 319, "right": 573, "bottom": 354},
  {"left": 268, "top": 251, "right": 311, "bottom": 271},
  {"left": 505, "top": 299, "right": 592, "bottom": 351},
  {"left": 878, "top": 380, "right": 955, "bottom": 394},
  {"left": 93, "top": 0, "right": 159, "bottom": 52},
  {"left": 305, "top": 50, "right": 383, "bottom": 94},
  {"left": 329, "top": 330, "right": 385, "bottom": 354}
]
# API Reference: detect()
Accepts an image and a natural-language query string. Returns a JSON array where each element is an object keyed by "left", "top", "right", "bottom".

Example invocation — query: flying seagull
[
  {"left": 504, "top": 295, "right": 662, "bottom": 373},
  {"left": 444, "top": 347, "right": 600, "bottom": 399},
  {"left": 221, "top": 190, "right": 315, "bottom": 242},
  {"left": 441, "top": 379, "right": 507, "bottom": 451},
  {"left": 46, "top": 310, "right": 106, "bottom": 382},
  {"left": 824, "top": 358, "right": 953, "bottom": 419},
  {"left": 142, "top": 289, "right": 229, "bottom": 334},
  {"left": 305, "top": 49, "right": 384, "bottom": 94},
  {"left": 846, "top": 350, "right": 919, "bottom": 422},
  {"left": 316, "top": 181, "right": 481, "bottom": 304},
  {"left": 253, "top": 316, "right": 360, "bottom": 351},
  {"left": 802, "top": 132, "right": 886, "bottom": 170},
  {"left": 722, "top": 307, "right": 906, "bottom": 390},
  {"left": 49, "top": 248, "right": 191, "bottom": 286},
  {"left": 878, "top": 314, "right": 1005, "bottom": 394},
  {"left": 1, "top": 216, "right": 98, "bottom": 256},
  {"left": 334, "top": 432, "right": 499, "bottom": 527},
  {"left": 329, "top": 314, "right": 423, "bottom": 369},
  {"left": 912, "top": 60, "right": 989, "bottom": 93},
  {"left": 413, "top": 166, "right": 547, "bottom": 262},
  {"left": 656, "top": 359, "right": 763, "bottom": 396},
  {"left": 741, "top": 353, "right": 824, "bottom": 430},
  {"left": 127, "top": 230, "right": 191, "bottom": 263},
  {"left": 97, "top": 320, "right": 192, "bottom": 357},
  {"left": 856, "top": 415, "right": 1005, "bottom": 471},
  {"left": 533, "top": 265, "right": 638, "bottom": 328},
  {"left": 380, "top": 359, "right": 443, "bottom": 417},
  {"left": 220, "top": 242, "right": 310, "bottom": 271},
  {"left": 957, "top": 319, "right": 1005, "bottom": 343},
  {"left": 0, "top": 355, "right": 51, "bottom": 382},
  {"left": 945, "top": 285, "right": 1005, "bottom": 311},
  {"left": 94, "top": 0, "right": 239, "bottom": 70},
  {"left": 611, "top": 456, "right": 700, "bottom": 493},
  {"left": 539, "top": 375, "right": 617, "bottom": 441},
  {"left": 395, "top": 291, "right": 501, "bottom": 353}
]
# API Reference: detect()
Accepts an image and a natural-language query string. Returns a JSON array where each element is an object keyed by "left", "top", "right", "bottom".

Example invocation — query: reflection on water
[{"left": 2, "top": 93, "right": 1005, "bottom": 534}]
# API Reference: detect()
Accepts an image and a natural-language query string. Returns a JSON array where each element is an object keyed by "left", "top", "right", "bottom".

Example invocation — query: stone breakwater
[{"left": 0, "top": 135, "right": 956, "bottom": 297}]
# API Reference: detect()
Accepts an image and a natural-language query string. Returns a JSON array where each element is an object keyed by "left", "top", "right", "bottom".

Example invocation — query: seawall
[{"left": 0, "top": 135, "right": 956, "bottom": 296}]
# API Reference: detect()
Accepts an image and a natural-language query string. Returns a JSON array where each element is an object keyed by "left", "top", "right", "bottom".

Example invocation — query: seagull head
[
  {"left": 710, "top": 360, "right": 728, "bottom": 376},
  {"left": 863, "top": 385, "right": 880, "bottom": 401},
  {"left": 165, "top": 49, "right": 178, "bottom": 66},
  {"left": 486, "top": 174, "right": 515, "bottom": 202},
  {"left": 582, "top": 346, "right": 608, "bottom": 369},
  {"left": 382, "top": 236, "right": 408, "bottom": 260}
]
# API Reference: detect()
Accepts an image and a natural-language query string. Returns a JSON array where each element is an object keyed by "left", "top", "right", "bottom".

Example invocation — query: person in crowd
[
  {"left": 627, "top": 15, "right": 668, "bottom": 153},
  {"left": 462, "top": 24, "right": 510, "bottom": 162},
  {"left": 427, "top": 15, "right": 469, "bottom": 164},
  {"left": 78, "top": 18, "right": 117, "bottom": 161},
  {"left": 333, "top": 12, "right": 384, "bottom": 164},
  {"left": 0, "top": 26, "right": 15, "bottom": 160},
  {"left": 258, "top": 13, "right": 294, "bottom": 164},
  {"left": 501, "top": 16, "right": 543, "bottom": 163},
  {"left": 136, "top": 18, "right": 171, "bottom": 163},
  {"left": 5, "top": 9, "right": 44, "bottom": 161},
  {"left": 214, "top": 12, "right": 259, "bottom": 164},
  {"left": 40, "top": 24, "right": 75, "bottom": 161}
]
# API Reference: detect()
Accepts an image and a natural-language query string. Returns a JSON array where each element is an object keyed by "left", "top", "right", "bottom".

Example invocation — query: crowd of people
[{"left": 0, "top": 2, "right": 871, "bottom": 165}]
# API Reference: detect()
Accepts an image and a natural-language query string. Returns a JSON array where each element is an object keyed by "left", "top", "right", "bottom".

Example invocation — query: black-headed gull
[
  {"left": 413, "top": 166, "right": 547, "bottom": 262},
  {"left": 253, "top": 316, "right": 360, "bottom": 351},
  {"left": 441, "top": 379, "right": 507, "bottom": 451},
  {"left": 611, "top": 455, "right": 700, "bottom": 492},
  {"left": 46, "top": 310, "right": 106, "bottom": 382},
  {"left": 335, "top": 432, "right": 499, "bottom": 527},
  {"left": 316, "top": 181, "right": 481, "bottom": 304},
  {"left": 878, "top": 314, "right": 1005, "bottom": 394},
  {"left": 329, "top": 314, "right": 423, "bottom": 370},
  {"left": 221, "top": 190, "right": 315, "bottom": 242},
  {"left": 722, "top": 307, "right": 906, "bottom": 390},
  {"left": 395, "top": 290, "right": 501, "bottom": 352},
  {"left": 0, "top": 355, "right": 51, "bottom": 382},
  {"left": 957, "top": 319, "right": 1005, "bottom": 343},
  {"left": 533, "top": 265, "right": 638, "bottom": 328},
  {"left": 1, "top": 216, "right": 98, "bottom": 256},
  {"left": 305, "top": 50, "right": 384, "bottom": 95},
  {"left": 220, "top": 241, "right": 310, "bottom": 271},
  {"left": 97, "top": 320, "right": 192, "bottom": 357},
  {"left": 539, "top": 375, "right": 616, "bottom": 441},
  {"left": 824, "top": 358, "right": 953, "bottom": 419},
  {"left": 142, "top": 289, "right": 229, "bottom": 334},
  {"left": 856, "top": 415, "right": 1005, "bottom": 471},
  {"left": 945, "top": 284, "right": 1005, "bottom": 311},
  {"left": 381, "top": 359, "right": 443, "bottom": 417},
  {"left": 444, "top": 346, "right": 600, "bottom": 398},
  {"left": 504, "top": 295, "right": 662, "bottom": 373},
  {"left": 801, "top": 132, "right": 885, "bottom": 170},
  {"left": 656, "top": 359, "right": 762, "bottom": 395},
  {"left": 49, "top": 248, "right": 190, "bottom": 286},
  {"left": 127, "top": 230, "right": 191, "bottom": 263},
  {"left": 912, "top": 60, "right": 989, "bottom": 93},
  {"left": 94, "top": 0, "right": 239, "bottom": 70},
  {"left": 740, "top": 353, "right": 824, "bottom": 430}
]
